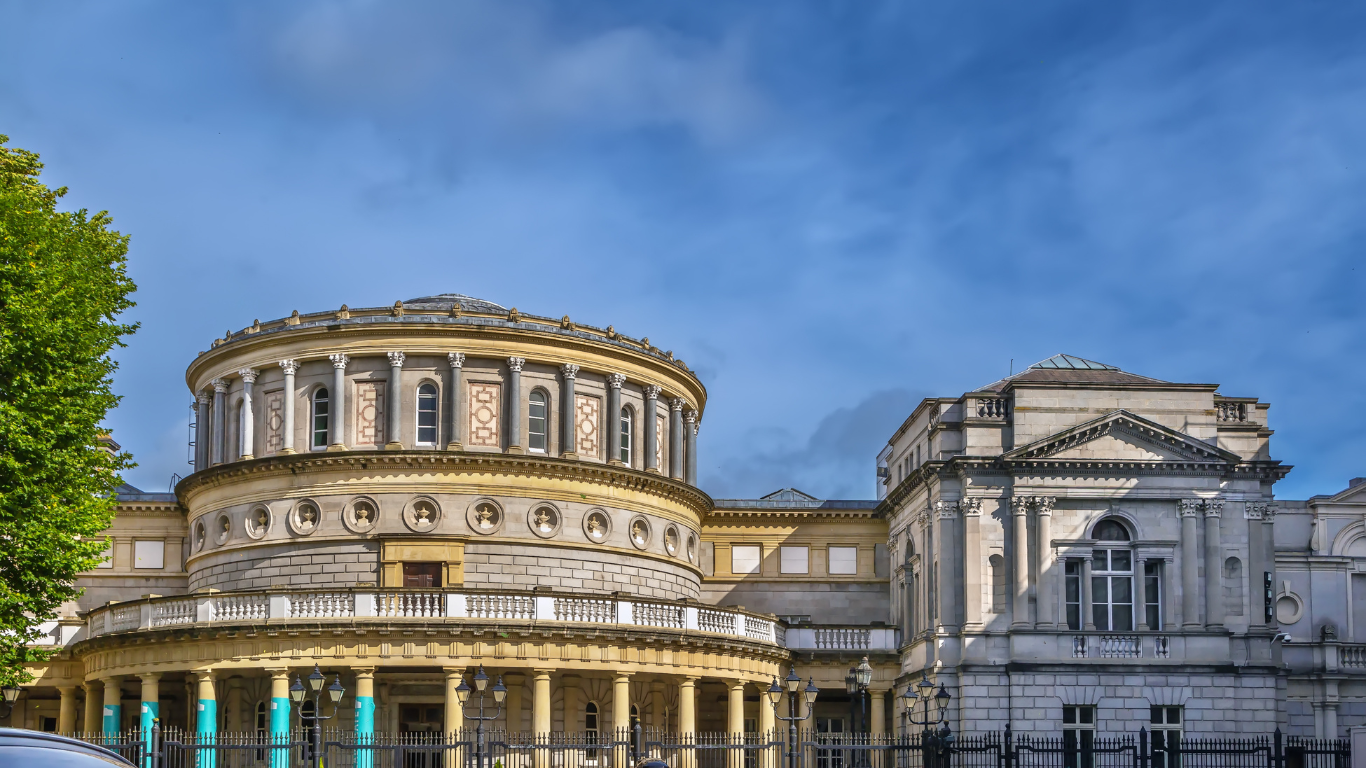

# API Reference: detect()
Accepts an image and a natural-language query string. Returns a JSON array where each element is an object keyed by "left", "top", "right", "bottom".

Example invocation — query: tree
[{"left": 0, "top": 135, "right": 136, "bottom": 686}]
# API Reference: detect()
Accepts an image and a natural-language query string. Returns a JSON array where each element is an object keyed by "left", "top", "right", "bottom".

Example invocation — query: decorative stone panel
[
  {"left": 264, "top": 389, "right": 284, "bottom": 455},
  {"left": 656, "top": 414, "right": 666, "bottom": 469},
  {"left": 583, "top": 508, "right": 612, "bottom": 543},
  {"left": 575, "top": 394, "right": 600, "bottom": 458},
  {"left": 468, "top": 382, "right": 501, "bottom": 448},
  {"left": 246, "top": 505, "right": 271, "bottom": 540},
  {"left": 343, "top": 496, "right": 380, "bottom": 534},
  {"left": 628, "top": 515, "right": 651, "bottom": 550},
  {"left": 354, "top": 381, "right": 385, "bottom": 446},
  {"left": 403, "top": 496, "right": 441, "bottom": 533},
  {"left": 466, "top": 498, "right": 504, "bottom": 535},
  {"left": 288, "top": 499, "right": 322, "bottom": 536},
  {"left": 528, "top": 503, "right": 562, "bottom": 539}
]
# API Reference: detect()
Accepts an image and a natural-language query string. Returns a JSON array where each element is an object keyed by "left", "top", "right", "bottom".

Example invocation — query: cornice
[
  {"left": 175, "top": 450, "right": 715, "bottom": 518},
  {"left": 113, "top": 502, "right": 186, "bottom": 516},
  {"left": 1005, "top": 410, "right": 1240, "bottom": 464}
]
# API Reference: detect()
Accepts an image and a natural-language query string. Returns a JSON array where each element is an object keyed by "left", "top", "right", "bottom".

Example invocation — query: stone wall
[
  {"left": 955, "top": 665, "right": 1285, "bottom": 735},
  {"left": 188, "top": 541, "right": 379, "bottom": 592},
  {"left": 703, "top": 581, "right": 888, "bottom": 624},
  {"left": 463, "top": 542, "right": 701, "bottom": 599}
]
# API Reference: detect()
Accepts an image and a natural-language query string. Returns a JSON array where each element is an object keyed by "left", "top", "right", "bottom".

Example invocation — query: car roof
[{"left": 0, "top": 729, "right": 135, "bottom": 765}]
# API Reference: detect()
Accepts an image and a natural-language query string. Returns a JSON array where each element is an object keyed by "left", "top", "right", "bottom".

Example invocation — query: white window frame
[
  {"left": 620, "top": 407, "right": 633, "bottom": 465},
  {"left": 1092, "top": 548, "right": 1134, "bottom": 631},
  {"left": 133, "top": 540, "right": 165, "bottom": 570},
  {"left": 416, "top": 383, "right": 439, "bottom": 446},
  {"left": 528, "top": 390, "right": 548, "bottom": 453},
  {"left": 311, "top": 387, "right": 329, "bottom": 450},
  {"left": 829, "top": 546, "right": 858, "bottom": 575},
  {"left": 731, "top": 545, "right": 762, "bottom": 575},
  {"left": 779, "top": 546, "right": 809, "bottom": 575},
  {"left": 1062, "top": 705, "right": 1096, "bottom": 768}
]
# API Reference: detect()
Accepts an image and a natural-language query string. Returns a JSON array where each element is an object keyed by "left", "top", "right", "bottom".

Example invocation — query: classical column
[
  {"left": 613, "top": 673, "right": 631, "bottom": 735},
  {"left": 684, "top": 411, "right": 698, "bottom": 485},
  {"left": 278, "top": 360, "right": 298, "bottom": 454},
  {"left": 84, "top": 680, "right": 101, "bottom": 734},
  {"left": 679, "top": 677, "right": 698, "bottom": 768},
  {"left": 1264, "top": 505, "right": 1279, "bottom": 628},
  {"left": 225, "top": 677, "right": 245, "bottom": 732},
  {"left": 506, "top": 357, "right": 525, "bottom": 454},
  {"left": 870, "top": 687, "right": 887, "bottom": 767},
  {"left": 533, "top": 670, "right": 552, "bottom": 768},
  {"left": 1011, "top": 497, "right": 1031, "bottom": 628},
  {"left": 447, "top": 353, "right": 465, "bottom": 450},
  {"left": 195, "top": 392, "right": 211, "bottom": 471},
  {"left": 355, "top": 667, "right": 376, "bottom": 755},
  {"left": 1180, "top": 500, "right": 1202, "bottom": 627},
  {"left": 328, "top": 354, "right": 349, "bottom": 450},
  {"left": 1161, "top": 559, "right": 1176, "bottom": 631},
  {"left": 238, "top": 369, "right": 258, "bottom": 460},
  {"left": 643, "top": 386, "right": 661, "bottom": 473},
  {"left": 442, "top": 668, "right": 462, "bottom": 737},
  {"left": 269, "top": 669, "right": 291, "bottom": 767},
  {"left": 1204, "top": 499, "right": 1225, "bottom": 628},
  {"left": 1082, "top": 556, "right": 1096, "bottom": 631},
  {"left": 561, "top": 675, "right": 581, "bottom": 733},
  {"left": 649, "top": 680, "right": 666, "bottom": 730},
  {"left": 962, "top": 499, "right": 984, "bottom": 626},
  {"left": 1246, "top": 503, "right": 1266, "bottom": 630},
  {"left": 385, "top": 352, "right": 405, "bottom": 449},
  {"left": 58, "top": 686, "right": 78, "bottom": 734},
  {"left": 758, "top": 684, "right": 776, "bottom": 768},
  {"left": 727, "top": 681, "right": 746, "bottom": 768},
  {"left": 936, "top": 501, "right": 960, "bottom": 632},
  {"left": 1137, "top": 559, "right": 1151, "bottom": 630},
  {"left": 138, "top": 673, "right": 160, "bottom": 760},
  {"left": 1036, "top": 497, "right": 1056, "bottom": 628},
  {"left": 606, "top": 375, "right": 625, "bottom": 466},
  {"left": 195, "top": 672, "right": 217, "bottom": 764},
  {"left": 505, "top": 673, "right": 525, "bottom": 732},
  {"left": 210, "top": 379, "right": 227, "bottom": 465},
  {"left": 557, "top": 364, "right": 579, "bottom": 459},
  {"left": 669, "top": 398, "right": 685, "bottom": 479}
]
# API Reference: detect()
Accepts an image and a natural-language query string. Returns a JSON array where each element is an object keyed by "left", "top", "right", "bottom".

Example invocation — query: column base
[
  {"left": 607, "top": 459, "right": 625, "bottom": 467},
  {"left": 241, "top": 453, "right": 254, "bottom": 461},
  {"left": 279, "top": 448, "right": 296, "bottom": 455},
  {"left": 506, "top": 446, "right": 525, "bottom": 455},
  {"left": 327, "top": 444, "right": 347, "bottom": 452},
  {"left": 645, "top": 467, "right": 661, "bottom": 474},
  {"left": 561, "top": 451, "right": 578, "bottom": 460},
  {"left": 384, "top": 442, "right": 403, "bottom": 450},
  {"left": 446, "top": 442, "right": 463, "bottom": 452}
]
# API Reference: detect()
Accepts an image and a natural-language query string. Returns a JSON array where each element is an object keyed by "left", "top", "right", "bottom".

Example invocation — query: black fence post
[
  {"left": 1004, "top": 724, "right": 1013, "bottom": 768},
  {"left": 1273, "top": 727, "right": 1284, "bottom": 768},
  {"left": 1139, "top": 727, "right": 1148, "bottom": 768},
  {"left": 150, "top": 719, "right": 160, "bottom": 768}
]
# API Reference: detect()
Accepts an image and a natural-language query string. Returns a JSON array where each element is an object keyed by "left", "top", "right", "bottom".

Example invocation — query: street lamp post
[
  {"left": 766, "top": 669, "right": 819, "bottom": 768},
  {"left": 901, "top": 674, "right": 953, "bottom": 768},
  {"left": 289, "top": 664, "right": 345, "bottom": 768},
  {"left": 454, "top": 666, "right": 507, "bottom": 768},
  {"left": 0, "top": 685, "right": 20, "bottom": 719},
  {"left": 844, "top": 657, "right": 873, "bottom": 767}
]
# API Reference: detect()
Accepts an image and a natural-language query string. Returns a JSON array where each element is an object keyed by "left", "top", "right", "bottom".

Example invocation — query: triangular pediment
[
  {"left": 1004, "top": 410, "right": 1241, "bottom": 464},
  {"left": 1328, "top": 481, "right": 1366, "bottom": 504}
]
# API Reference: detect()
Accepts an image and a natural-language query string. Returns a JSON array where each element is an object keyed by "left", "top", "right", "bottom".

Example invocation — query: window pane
[
  {"left": 1093, "top": 603, "right": 1109, "bottom": 632},
  {"left": 1111, "top": 551, "right": 1132, "bottom": 572},
  {"left": 620, "top": 409, "right": 632, "bottom": 463},
  {"left": 1113, "top": 576, "right": 1132, "bottom": 603},
  {"left": 829, "top": 547, "right": 858, "bottom": 575},
  {"left": 780, "top": 546, "right": 809, "bottom": 575},
  {"left": 529, "top": 393, "right": 547, "bottom": 451},
  {"left": 1067, "top": 604, "right": 1080, "bottom": 631},
  {"left": 134, "top": 540, "right": 165, "bottom": 569},
  {"left": 312, "top": 388, "right": 329, "bottom": 448},
  {"left": 1114, "top": 604, "right": 1133, "bottom": 631},
  {"left": 1093, "top": 577, "right": 1108, "bottom": 603},
  {"left": 1066, "top": 573, "right": 1080, "bottom": 602},
  {"left": 732, "top": 545, "right": 761, "bottom": 575},
  {"left": 1063, "top": 706, "right": 1076, "bottom": 725},
  {"left": 1092, "top": 551, "right": 1108, "bottom": 571}
]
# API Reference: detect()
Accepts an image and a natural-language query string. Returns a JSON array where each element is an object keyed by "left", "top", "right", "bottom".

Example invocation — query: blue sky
[{"left": 2, "top": 1, "right": 1363, "bottom": 500}]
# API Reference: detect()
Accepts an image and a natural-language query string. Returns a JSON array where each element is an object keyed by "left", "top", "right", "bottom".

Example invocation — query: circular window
[
  {"left": 344, "top": 497, "right": 381, "bottom": 534},
  {"left": 1276, "top": 593, "right": 1304, "bottom": 625},
  {"left": 403, "top": 496, "right": 443, "bottom": 533},
  {"left": 214, "top": 514, "right": 232, "bottom": 546},
  {"left": 528, "top": 504, "right": 562, "bottom": 539},
  {"left": 663, "top": 525, "right": 681, "bottom": 557},
  {"left": 582, "top": 509, "right": 612, "bottom": 543},
  {"left": 246, "top": 506, "right": 271, "bottom": 540},
  {"left": 686, "top": 532, "right": 698, "bottom": 563},
  {"left": 288, "top": 500, "right": 322, "bottom": 536},
  {"left": 193, "top": 520, "right": 207, "bottom": 552},
  {"left": 465, "top": 498, "right": 503, "bottom": 535},
  {"left": 628, "top": 516, "right": 651, "bottom": 550}
]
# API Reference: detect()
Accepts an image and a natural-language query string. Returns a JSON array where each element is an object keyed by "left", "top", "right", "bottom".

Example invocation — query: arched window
[
  {"left": 585, "top": 701, "right": 601, "bottom": 763},
  {"left": 416, "top": 383, "right": 439, "bottom": 445},
  {"left": 529, "top": 391, "right": 548, "bottom": 453},
  {"left": 1224, "top": 557, "right": 1244, "bottom": 617},
  {"left": 989, "top": 554, "right": 1006, "bottom": 614},
  {"left": 255, "top": 700, "right": 267, "bottom": 733},
  {"left": 311, "top": 388, "right": 329, "bottom": 449},
  {"left": 629, "top": 703, "right": 640, "bottom": 732},
  {"left": 1091, "top": 519, "right": 1134, "bottom": 631},
  {"left": 620, "top": 407, "right": 633, "bottom": 465}
]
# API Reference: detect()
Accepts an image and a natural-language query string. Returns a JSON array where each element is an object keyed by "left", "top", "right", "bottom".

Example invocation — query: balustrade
[
  {"left": 1098, "top": 635, "right": 1141, "bottom": 658},
  {"left": 1154, "top": 636, "right": 1172, "bottom": 659},
  {"left": 110, "top": 605, "right": 140, "bottom": 632},
  {"left": 816, "top": 628, "right": 870, "bottom": 650},
  {"left": 1071, "top": 636, "right": 1088, "bottom": 658},
  {"left": 1216, "top": 401, "right": 1248, "bottom": 422},
  {"left": 288, "top": 592, "right": 354, "bottom": 619},
  {"left": 632, "top": 602, "right": 685, "bottom": 628},
  {"left": 976, "top": 398, "right": 1009, "bottom": 419},
  {"left": 378, "top": 591, "right": 444, "bottom": 618},
  {"left": 698, "top": 609, "right": 733, "bottom": 634},
  {"left": 211, "top": 594, "right": 267, "bottom": 622},
  {"left": 152, "top": 599, "right": 196, "bottom": 627},
  {"left": 554, "top": 597, "right": 614, "bottom": 623}
]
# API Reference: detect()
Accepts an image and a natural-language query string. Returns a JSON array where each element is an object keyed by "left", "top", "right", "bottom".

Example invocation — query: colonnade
[{"left": 193, "top": 353, "right": 701, "bottom": 485}]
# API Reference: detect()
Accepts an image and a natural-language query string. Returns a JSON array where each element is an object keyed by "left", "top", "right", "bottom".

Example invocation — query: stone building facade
[{"left": 2, "top": 301, "right": 1359, "bottom": 742}]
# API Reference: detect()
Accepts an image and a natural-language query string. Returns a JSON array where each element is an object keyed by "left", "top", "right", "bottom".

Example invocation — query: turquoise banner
[
  {"left": 197, "top": 698, "right": 218, "bottom": 768},
  {"left": 102, "top": 704, "right": 121, "bottom": 735},
  {"left": 269, "top": 697, "right": 290, "bottom": 768},
  {"left": 355, "top": 696, "right": 375, "bottom": 768},
  {"left": 140, "top": 701, "right": 158, "bottom": 768}
]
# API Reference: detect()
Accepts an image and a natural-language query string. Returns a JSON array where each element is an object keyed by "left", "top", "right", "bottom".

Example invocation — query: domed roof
[{"left": 404, "top": 294, "right": 508, "bottom": 314}]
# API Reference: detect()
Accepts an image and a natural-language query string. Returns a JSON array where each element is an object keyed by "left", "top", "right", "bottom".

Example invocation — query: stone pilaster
[
  {"left": 1035, "top": 496, "right": 1056, "bottom": 628},
  {"left": 385, "top": 352, "right": 405, "bottom": 449},
  {"left": 962, "top": 498, "right": 984, "bottom": 627},
  {"left": 447, "top": 353, "right": 465, "bottom": 450},
  {"left": 561, "top": 364, "right": 579, "bottom": 459},
  {"left": 1180, "top": 499, "right": 1202, "bottom": 627},
  {"left": 669, "top": 398, "right": 685, "bottom": 479},
  {"left": 1011, "top": 496, "right": 1031, "bottom": 628},
  {"left": 643, "top": 385, "right": 661, "bottom": 473},
  {"left": 1203, "top": 499, "right": 1224, "bottom": 628},
  {"left": 210, "top": 378, "right": 228, "bottom": 465}
]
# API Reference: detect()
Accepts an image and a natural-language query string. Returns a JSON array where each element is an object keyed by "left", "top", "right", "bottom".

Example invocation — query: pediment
[
  {"left": 1328, "top": 482, "right": 1366, "bottom": 504},
  {"left": 1004, "top": 410, "right": 1240, "bottom": 465}
]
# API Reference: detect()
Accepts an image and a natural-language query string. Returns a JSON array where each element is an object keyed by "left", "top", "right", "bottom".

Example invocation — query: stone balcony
[
  {"left": 902, "top": 629, "right": 1281, "bottom": 668},
  {"left": 784, "top": 625, "right": 900, "bottom": 652},
  {"left": 76, "top": 587, "right": 784, "bottom": 647}
]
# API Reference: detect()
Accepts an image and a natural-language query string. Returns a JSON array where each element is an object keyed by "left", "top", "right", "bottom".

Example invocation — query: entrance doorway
[{"left": 399, "top": 704, "right": 445, "bottom": 768}]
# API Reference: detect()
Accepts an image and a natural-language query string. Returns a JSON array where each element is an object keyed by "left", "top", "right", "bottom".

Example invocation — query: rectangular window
[
  {"left": 1062, "top": 705, "right": 1095, "bottom": 768},
  {"left": 829, "top": 546, "right": 858, "bottom": 575},
  {"left": 1145, "top": 562, "right": 1163, "bottom": 630},
  {"left": 1151, "top": 706, "right": 1182, "bottom": 768},
  {"left": 97, "top": 544, "right": 114, "bottom": 569},
  {"left": 619, "top": 409, "right": 632, "bottom": 464},
  {"left": 780, "top": 546, "right": 809, "bottom": 575},
  {"left": 311, "top": 389, "right": 330, "bottom": 449},
  {"left": 528, "top": 392, "right": 548, "bottom": 452},
  {"left": 815, "top": 718, "right": 845, "bottom": 768},
  {"left": 1066, "top": 560, "right": 1082, "bottom": 630},
  {"left": 1092, "top": 549, "right": 1134, "bottom": 632},
  {"left": 416, "top": 385, "right": 439, "bottom": 445},
  {"left": 731, "top": 545, "right": 761, "bottom": 575},
  {"left": 403, "top": 562, "right": 441, "bottom": 588},
  {"left": 134, "top": 540, "right": 165, "bottom": 570}
]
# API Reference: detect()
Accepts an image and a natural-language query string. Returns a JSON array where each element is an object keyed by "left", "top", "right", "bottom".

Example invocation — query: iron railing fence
[{"left": 60, "top": 724, "right": 1350, "bottom": 768}]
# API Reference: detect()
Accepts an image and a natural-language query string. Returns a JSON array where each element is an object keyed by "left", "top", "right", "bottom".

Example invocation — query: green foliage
[{"left": 0, "top": 135, "right": 137, "bottom": 686}]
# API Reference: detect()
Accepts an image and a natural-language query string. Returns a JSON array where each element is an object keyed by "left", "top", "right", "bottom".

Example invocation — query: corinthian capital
[
  {"left": 606, "top": 373, "right": 626, "bottom": 390},
  {"left": 196, "top": 390, "right": 212, "bottom": 405},
  {"left": 237, "top": 368, "right": 258, "bottom": 384},
  {"left": 1033, "top": 496, "right": 1056, "bottom": 516},
  {"left": 329, "top": 353, "right": 350, "bottom": 370},
  {"left": 684, "top": 409, "right": 698, "bottom": 426},
  {"left": 561, "top": 364, "right": 580, "bottom": 379},
  {"left": 642, "top": 385, "right": 662, "bottom": 401},
  {"left": 447, "top": 352, "right": 465, "bottom": 369},
  {"left": 670, "top": 397, "right": 685, "bottom": 412},
  {"left": 388, "top": 351, "right": 406, "bottom": 368},
  {"left": 211, "top": 378, "right": 228, "bottom": 393},
  {"left": 960, "top": 498, "right": 983, "bottom": 517},
  {"left": 506, "top": 356, "right": 525, "bottom": 372},
  {"left": 1178, "top": 499, "right": 1202, "bottom": 518},
  {"left": 278, "top": 359, "right": 299, "bottom": 375},
  {"left": 935, "top": 500, "right": 960, "bottom": 519},
  {"left": 1010, "top": 497, "right": 1030, "bottom": 516},
  {"left": 1202, "top": 499, "right": 1224, "bottom": 518},
  {"left": 1245, "top": 502, "right": 1268, "bottom": 520}
]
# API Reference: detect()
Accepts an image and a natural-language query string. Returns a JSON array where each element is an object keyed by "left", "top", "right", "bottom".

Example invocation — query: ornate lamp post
[
  {"left": 844, "top": 657, "right": 873, "bottom": 766},
  {"left": 290, "top": 664, "right": 345, "bottom": 768},
  {"left": 455, "top": 665, "right": 507, "bottom": 768},
  {"left": 767, "top": 668, "right": 819, "bottom": 768},
  {"left": 0, "top": 685, "right": 20, "bottom": 718},
  {"left": 902, "top": 674, "right": 952, "bottom": 767}
]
